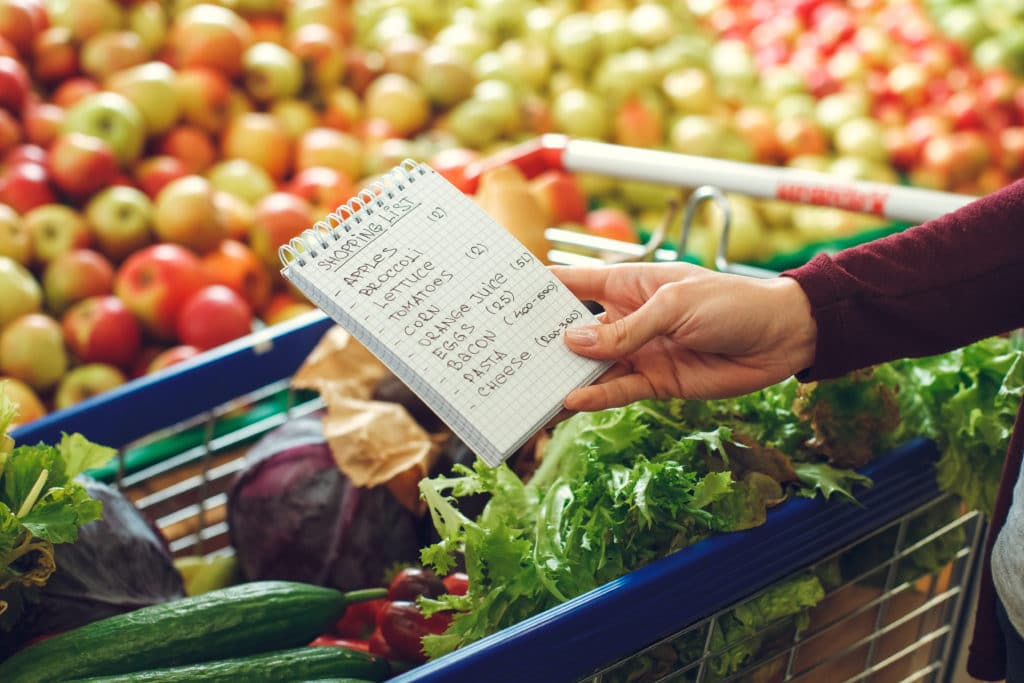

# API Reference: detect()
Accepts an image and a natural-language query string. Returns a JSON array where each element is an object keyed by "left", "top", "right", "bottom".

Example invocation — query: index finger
[{"left": 549, "top": 265, "right": 614, "bottom": 302}]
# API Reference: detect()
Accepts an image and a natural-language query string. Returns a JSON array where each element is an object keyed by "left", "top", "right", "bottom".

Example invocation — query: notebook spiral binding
[{"left": 278, "top": 158, "right": 426, "bottom": 268}]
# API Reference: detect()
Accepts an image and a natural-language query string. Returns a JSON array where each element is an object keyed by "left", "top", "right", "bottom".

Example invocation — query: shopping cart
[{"left": 10, "top": 139, "right": 984, "bottom": 683}]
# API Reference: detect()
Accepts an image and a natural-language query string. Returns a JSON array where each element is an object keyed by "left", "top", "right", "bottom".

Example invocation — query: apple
[
  {"left": 242, "top": 41, "right": 303, "bottom": 103},
  {"left": 170, "top": 3, "right": 253, "bottom": 79},
  {"left": 285, "top": 166, "right": 355, "bottom": 213},
  {"left": 0, "top": 0, "right": 43, "bottom": 57},
  {"left": 319, "top": 85, "right": 362, "bottom": 131},
  {"left": 213, "top": 190, "right": 254, "bottom": 242},
  {"left": 834, "top": 117, "right": 889, "bottom": 164},
  {"left": 0, "top": 107, "right": 18, "bottom": 154},
  {"left": 146, "top": 344, "right": 202, "bottom": 374},
  {"left": 613, "top": 95, "right": 665, "bottom": 149},
  {"left": 62, "top": 91, "right": 146, "bottom": 167},
  {"left": 261, "top": 291, "right": 315, "bottom": 326},
  {"left": 288, "top": 23, "right": 345, "bottom": 95},
  {"left": 80, "top": 30, "right": 149, "bottom": 81},
  {"left": 84, "top": 185, "right": 154, "bottom": 262},
  {"left": 114, "top": 243, "right": 209, "bottom": 340},
  {"left": 552, "top": 88, "right": 611, "bottom": 140},
  {"left": 529, "top": 171, "right": 588, "bottom": 226},
  {"left": 205, "top": 158, "right": 275, "bottom": 205},
  {"left": 133, "top": 154, "right": 188, "bottom": 200},
  {"left": 200, "top": 238, "right": 271, "bottom": 311},
  {"left": 106, "top": 61, "right": 180, "bottom": 136},
  {"left": 21, "top": 101, "right": 64, "bottom": 147},
  {"left": 174, "top": 66, "right": 233, "bottom": 134},
  {"left": 285, "top": 0, "right": 349, "bottom": 36},
  {"left": 31, "top": 26, "right": 78, "bottom": 84},
  {"left": 0, "top": 35, "right": 14, "bottom": 58},
  {"left": 153, "top": 175, "right": 226, "bottom": 253},
  {"left": 775, "top": 116, "right": 829, "bottom": 159},
  {"left": 416, "top": 43, "right": 475, "bottom": 107},
  {"left": 0, "top": 376, "right": 45, "bottom": 425},
  {"left": 22, "top": 204, "right": 92, "bottom": 264},
  {"left": 157, "top": 125, "right": 216, "bottom": 174},
  {"left": 363, "top": 73, "right": 431, "bottom": 137},
  {"left": 221, "top": 112, "right": 292, "bottom": 181},
  {"left": 584, "top": 207, "right": 638, "bottom": 243},
  {"left": 176, "top": 284, "right": 252, "bottom": 350},
  {"left": 0, "top": 162, "right": 55, "bottom": 213},
  {"left": 127, "top": 0, "right": 166, "bottom": 53},
  {"left": 50, "top": 77, "right": 99, "bottom": 109},
  {"left": 294, "top": 127, "right": 362, "bottom": 178},
  {"left": 47, "top": 132, "right": 120, "bottom": 201},
  {"left": 61, "top": 295, "right": 140, "bottom": 368},
  {"left": 0, "top": 255, "right": 40, "bottom": 327},
  {"left": 0, "top": 55, "right": 29, "bottom": 113},
  {"left": 268, "top": 98, "right": 317, "bottom": 141},
  {"left": 51, "top": 0, "right": 123, "bottom": 42},
  {"left": 42, "top": 248, "right": 115, "bottom": 314},
  {"left": 249, "top": 191, "right": 313, "bottom": 268},
  {"left": 0, "top": 313, "right": 68, "bottom": 391},
  {"left": 0, "top": 203, "right": 28, "bottom": 264},
  {"left": 54, "top": 363, "right": 126, "bottom": 410}
]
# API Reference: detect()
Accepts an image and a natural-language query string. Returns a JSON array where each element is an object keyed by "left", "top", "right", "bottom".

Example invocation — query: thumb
[{"left": 564, "top": 308, "right": 665, "bottom": 360}]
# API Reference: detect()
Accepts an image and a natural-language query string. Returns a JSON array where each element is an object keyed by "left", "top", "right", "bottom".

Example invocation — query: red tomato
[
  {"left": 387, "top": 567, "right": 446, "bottom": 602},
  {"left": 333, "top": 598, "right": 386, "bottom": 639},
  {"left": 368, "top": 626, "right": 399, "bottom": 659},
  {"left": 583, "top": 207, "right": 638, "bottom": 244},
  {"left": 443, "top": 572, "right": 469, "bottom": 596},
  {"left": 379, "top": 601, "right": 453, "bottom": 664}
]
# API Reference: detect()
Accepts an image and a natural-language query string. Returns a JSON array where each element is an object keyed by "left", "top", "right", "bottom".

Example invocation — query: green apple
[
  {"left": 363, "top": 73, "right": 431, "bottom": 136},
  {"left": 54, "top": 363, "right": 126, "bottom": 410},
  {"left": 153, "top": 175, "right": 226, "bottom": 253},
  {"left": 0, "top": 256, "right": 42, "bottom": 328},
  {"left": 269, "top": 98, "right": 318, "bottom": 140},
  {"left": 242, "top": 41, "right": 303, "bottom": 103},
  {"left": 206, "top": 159, "right": 275, "bottom": 205},
  {"left": 106, "top": 61, "right": 181, "bottom": 136},
  {"left": 80, "top": 30, "right": 150, "bottom": 82},
  {"left": 0, "top": 203, "right": 31, "bottom": 265},
  {"left": 128, "top": 0, "right": 168, "bottom": 53},
  {"left": 50, "top": 0, "right": 124, "bottom": 42},
  {"left": 418, "top": 44, "right": 476, "bottom": 107},
  {"left": 552, "top": 88, "right": 610, "bottom": 140},
  {"left": 22, "top": 204, "right": 93, "bottom": 265},
  {"left": 0, "top": 313, "right": 68, "bottom": 392},
  {"left": 62, "top": 92, "right": 146, "bottom": 167},
  {"left": 85, "top": 186, "right": 155, "bottom": 262}
]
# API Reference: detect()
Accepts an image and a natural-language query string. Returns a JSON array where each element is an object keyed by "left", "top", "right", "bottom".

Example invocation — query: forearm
[{"left": 784, "top": 179, "right": 1024, "bottom": 381}]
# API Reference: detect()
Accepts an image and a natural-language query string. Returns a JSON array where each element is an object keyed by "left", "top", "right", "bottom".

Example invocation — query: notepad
[{"left": 278, "top": 160, "right": 610, "bottom": 467}]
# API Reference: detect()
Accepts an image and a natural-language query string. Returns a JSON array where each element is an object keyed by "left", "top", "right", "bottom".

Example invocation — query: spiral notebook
[{"left": 278, "top": 160, "right": 610, "bottom": 467}]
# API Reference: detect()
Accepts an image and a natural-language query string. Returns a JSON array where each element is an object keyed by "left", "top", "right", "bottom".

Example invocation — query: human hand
[{"left": 551, "top": 262, "right": 818, "bottom": 412}]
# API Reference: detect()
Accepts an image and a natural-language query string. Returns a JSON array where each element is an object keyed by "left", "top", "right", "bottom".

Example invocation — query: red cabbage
[{"left": 226, "top": 415, "right": 422, "bottom": 591}]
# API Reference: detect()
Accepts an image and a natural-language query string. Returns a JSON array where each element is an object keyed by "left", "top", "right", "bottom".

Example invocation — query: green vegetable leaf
[
  {"left": 21, "top": 485, "right": 102, "bottom": 544},
  {"left": 2, "top": 445, "right": 62, "bottom": 514},
  {"left": 794, "top": 462, "right": 873, "bottom": 504},
  {"left": 59, "top": 433, "right": 117, "bottom": 480}
]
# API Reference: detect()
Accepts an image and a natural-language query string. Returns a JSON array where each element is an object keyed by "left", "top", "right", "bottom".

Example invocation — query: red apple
[
  {"left": 51, "top": 76, "right": 101, "bottom": 108},
  {"left": 249, "top": 191, "right": 313, "bottom": 268},
  {"left": 285, "top": 166, "right": 355, "bottom": 213},
  {"left": 79, "top": 30, "right": 149, "bottom": 82},
  {"left": 48, "top": 132, "right": 119, "bottom": 201},
  {"left": 0, "top": 55, "right": 30, "bottom": 113},
  {"left": 0, "top": 35, "right": 14, "bottom": 58},
  {"left": 613, "top": 96, "right": 665, "bottom": 149},
  {"left": 0, "top": 312, "right": 68, "bottom": 391},
  {"left": 42, "top": 248, "right": 114, "bottom": 314},
  {"left": 200, "top": 238, "right": 271, "bottom": 311},
  {"left": 170, "top": 4, "right": 253, "bottom": 79},
  {"left": 62, "top": 294, "right": 142, "bottom": 368},
  {"left": 53, "top": 362, "right": 126, "bottom": 410},
  {"left": 294, "top": 126, "right": 362, "bottom": 179},
  {"left": 0, "top": 162, "right": 56, "bottom": 214},
  {"left": 288, "top": 23, "right": 345, "bottom": 94},
  {"left": 2, "top": 142, "right": 44, "bottom": 167},
  {"left": 0, "top": 107, "right": 19, "bottom": 154},
  {"left": 176, "top": 284, "right": 252, "bottom": 350},
  {"left": 31, "top": 25, "right": 78, "bottom": 84},
  {"left": 153, "top": 175, "right": 226, "bottom": 253},
  {"left": 133, "top": 154, "right": 188, "bottom": 200},
  {"left": 0, "top": 0, "right": 42, "bottom": 57},
  {"left": 584, "top": 207, "right": 639, "bottom": 243},
  {"left": 146, "top": 344, "right": 202, "bottom": 375},
  {"left": 429, "top": 147, "right": 480, "bottom": 194},
  {"left": 21, "top": 101, "right": 64, "bottom": 147},
  {"left": 174, "top": 66, "right": 233, "bottom": 134},
  {"left": 114, "top": 243, "right": 209, "bottom": 340},
  {"left": 213, "top": 191, "right": 254, "bottom": 242},
  {"left": 157, "top": 125, "right": 216, "bottom": 174},
  {"left": 528, "top": 171, "right": 588, "bottom": 225}
]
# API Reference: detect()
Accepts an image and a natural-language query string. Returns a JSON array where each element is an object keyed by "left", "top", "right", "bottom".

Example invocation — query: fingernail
[{"left": 566, "top": 327, "right": 598, "bottom": 346}]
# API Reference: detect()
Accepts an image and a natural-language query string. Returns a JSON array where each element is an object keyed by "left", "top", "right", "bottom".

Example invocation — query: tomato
[
  {"left": 443, "top": 572, "right": 469, "bottom": 596},
  {"left": 387, "top": 567, "right": 446, "bottom": 602},
  {"left": 332, "top": 598, "right": 385, "bottom": 639},
  {"left": 379, "top": 601, "right": 452, "bottom": 663},
  {"left": 368, "top": 626, "right": 399, "bottom": 659}
]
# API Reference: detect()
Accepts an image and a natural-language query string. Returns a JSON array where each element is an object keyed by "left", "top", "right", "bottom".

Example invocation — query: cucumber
[
  {"left": 0, "top": 581, "right": 386, "bottom": 683},
  {"left": 65, "top": 646, "right": 390, "bottom": 682}
]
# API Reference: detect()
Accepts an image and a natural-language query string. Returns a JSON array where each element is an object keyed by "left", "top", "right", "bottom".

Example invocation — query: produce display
[{"left": 1, "top": 0, "right": 1023, "bottom": 420}]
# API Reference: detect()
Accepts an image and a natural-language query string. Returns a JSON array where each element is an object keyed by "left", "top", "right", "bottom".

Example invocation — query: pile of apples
[{"left": 1, "top": 0, "right": 1023, "bottom": 425}]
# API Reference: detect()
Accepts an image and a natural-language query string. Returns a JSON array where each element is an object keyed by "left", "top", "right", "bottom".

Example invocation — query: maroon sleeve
[{"left": 783, "top": 179, "right": 1024, "bottom": 381}]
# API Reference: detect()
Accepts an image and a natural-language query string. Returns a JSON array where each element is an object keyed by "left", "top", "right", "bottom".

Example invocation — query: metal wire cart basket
[{"left": 11, "top": 139, "right": 986, "bottom": 683}]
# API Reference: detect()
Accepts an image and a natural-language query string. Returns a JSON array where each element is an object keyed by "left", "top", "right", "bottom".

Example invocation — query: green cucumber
[
  {"left": 0, "top": 581, "right": 387, "bottom": 683},
  {"left": 65, "top": 646, "right": 390, "bottom": 682}
]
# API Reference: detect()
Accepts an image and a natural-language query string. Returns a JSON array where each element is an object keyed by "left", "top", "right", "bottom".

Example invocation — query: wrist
[{"left": 772, "top": 276, "right": 818, "bottom": 376}]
